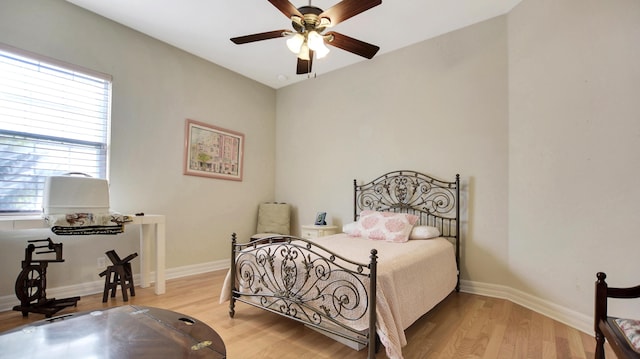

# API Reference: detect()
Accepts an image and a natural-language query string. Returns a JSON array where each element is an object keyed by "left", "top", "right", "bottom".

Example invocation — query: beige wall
[
  {"left": 508, "top": 0, "right": 640, "bottom": 318},
  {"left": 275, "top": 17, "right": 510, "bottom": 285},
  {"left": 0, "top": 0, "right": 276, "bottom": 296}
]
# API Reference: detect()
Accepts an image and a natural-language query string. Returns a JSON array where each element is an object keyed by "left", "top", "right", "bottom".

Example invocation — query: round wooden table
[{"left": 0, "top": 305, "right": 226, "bottom": 358}]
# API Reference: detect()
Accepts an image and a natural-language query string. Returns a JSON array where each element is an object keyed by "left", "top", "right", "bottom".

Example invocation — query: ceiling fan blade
[
  {"left": 320, "top": 0, "right": 381, "bottom": 26},
  {"left": 325, "top": 31, "right": 379, "bottom": 59},
  {"left": 296, "top": 50, "right": 314, "bottom": 74},
  {"left": 268, "top": 0, "right": 303, "bottom": 19},
  {"left": 230, "top": 30, "right": 288, "bottom": 44}
]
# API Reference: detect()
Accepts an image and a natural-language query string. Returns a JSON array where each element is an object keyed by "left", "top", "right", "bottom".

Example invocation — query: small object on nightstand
[
  {"left": 314, "top": 212, "right": 327, "bottom": 225},
  {"left": 301, "top": 224, "right": 338, "bottom": 240}
]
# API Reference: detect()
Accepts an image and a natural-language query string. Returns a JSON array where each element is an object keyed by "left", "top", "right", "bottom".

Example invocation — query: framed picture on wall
[{"left": 183, "top": 119, "right": 244, "bottom": 181}]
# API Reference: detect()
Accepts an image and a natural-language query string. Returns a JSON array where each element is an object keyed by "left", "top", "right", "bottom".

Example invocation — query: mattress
[{"left": 311, "top": 233, "right": 458, "bottom": 358}]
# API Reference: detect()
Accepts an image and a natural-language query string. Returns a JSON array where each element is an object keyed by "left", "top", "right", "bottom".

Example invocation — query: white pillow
[
  {"left": 342, "top": 221, "right": 358, "bottom": 235},
  {"left": 409, "top": 225, "right": 441, "bottom": 240}
]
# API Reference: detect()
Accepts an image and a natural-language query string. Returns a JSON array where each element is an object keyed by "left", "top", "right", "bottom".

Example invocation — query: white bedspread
[{"left": 220, "top": 233, "right": 457, "bottom": 359}]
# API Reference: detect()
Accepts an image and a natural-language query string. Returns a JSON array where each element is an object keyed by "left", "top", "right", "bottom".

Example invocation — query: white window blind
[{"left": 0, "top": 44, "right": 112, "bottom": 213}]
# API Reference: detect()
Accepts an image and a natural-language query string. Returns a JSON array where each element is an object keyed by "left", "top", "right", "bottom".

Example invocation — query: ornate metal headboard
[{"left": 353, "top": 170, "right": 460, "bottom": 240}]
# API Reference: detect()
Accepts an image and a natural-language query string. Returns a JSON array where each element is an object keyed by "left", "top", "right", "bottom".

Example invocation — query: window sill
[{"left": 0, "top": 215, "right": 47, "bottom": 230}]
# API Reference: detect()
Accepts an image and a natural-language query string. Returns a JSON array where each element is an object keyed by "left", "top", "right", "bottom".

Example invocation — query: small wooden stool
[{"left": 99, "top": 250, "right": 138, "bottom": 303}]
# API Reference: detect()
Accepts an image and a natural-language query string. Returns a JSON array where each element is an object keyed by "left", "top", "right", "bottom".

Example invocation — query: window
[{"left": 0, "top": 44, "right": 112, "bottom": 213}]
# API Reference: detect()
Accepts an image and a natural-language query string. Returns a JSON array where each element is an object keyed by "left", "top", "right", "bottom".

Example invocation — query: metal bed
[{"left": 227, "top": 170, "right": 460, "bottom": 359}]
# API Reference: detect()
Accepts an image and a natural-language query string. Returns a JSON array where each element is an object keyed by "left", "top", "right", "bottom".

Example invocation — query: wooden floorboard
[{"left": 0, "top": 270, "right": 615, "bottom": 358}]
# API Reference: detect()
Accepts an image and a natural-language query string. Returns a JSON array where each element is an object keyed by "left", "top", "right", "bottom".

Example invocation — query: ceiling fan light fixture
[
  {"left": 307, "top": 30, "right": 330, "bottom": 59},
  {"left": 298, "top": 42, "right": 310, "bottom": 61},
  {"left": 307, "top": 31, "right": 323, "bottom": 50},
  {"left": 314, "top": 41, "right": 330, "bottom": 59},
  {"left": 286, "top": 33, "right": 305, "bottom": 53}
]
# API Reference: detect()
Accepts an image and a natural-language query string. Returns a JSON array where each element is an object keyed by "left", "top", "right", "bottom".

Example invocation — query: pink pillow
[{"left": 351, "top": 210, "right": 418, "bottom": 243}]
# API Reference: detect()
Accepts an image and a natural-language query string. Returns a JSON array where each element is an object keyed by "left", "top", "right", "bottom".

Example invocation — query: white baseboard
[
  {"left": 1, "top": 266, "right": 592, "bottom": 337},
  {"left": 459, "top": 279, "right": 593, "bottom": 335},
  {"left": 0, "top": 259, "right": 229, "bottom": 313}
]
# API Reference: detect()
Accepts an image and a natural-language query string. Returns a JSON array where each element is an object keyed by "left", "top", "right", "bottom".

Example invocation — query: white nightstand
[{"left": 300, "top": 224, "right": 338, "bottom": 239}]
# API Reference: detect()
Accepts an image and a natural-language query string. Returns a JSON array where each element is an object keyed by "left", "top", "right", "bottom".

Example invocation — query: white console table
[{"left": 0, "top": 214, "right": 166, "bottom": 295}]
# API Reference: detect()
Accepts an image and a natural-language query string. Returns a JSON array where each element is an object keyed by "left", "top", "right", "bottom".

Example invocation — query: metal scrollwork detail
[
  {"left": 234, "top": 241, "right": 370, "bottom": 327},
  {"left": 357, "top": 171, "right": 456, "bottom": 217}
]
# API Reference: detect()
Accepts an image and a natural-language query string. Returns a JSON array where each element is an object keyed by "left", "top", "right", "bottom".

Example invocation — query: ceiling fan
[{"left": 230, "top": 0, "right": 382, "bottom": 75}]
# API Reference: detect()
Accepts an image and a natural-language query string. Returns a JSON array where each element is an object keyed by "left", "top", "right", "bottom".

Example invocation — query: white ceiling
[{"left": 66, "top": 0, "right": 522, "bottom": 89}]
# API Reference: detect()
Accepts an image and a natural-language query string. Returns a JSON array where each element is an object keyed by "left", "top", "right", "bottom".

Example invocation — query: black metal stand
[{"left": 13, "top": 238, "right": 80, "bottom": 318}]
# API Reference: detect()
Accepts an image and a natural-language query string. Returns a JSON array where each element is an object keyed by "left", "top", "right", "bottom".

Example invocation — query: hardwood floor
[{"left": 0, "top": 270, "right": 613, "bottom": 358}]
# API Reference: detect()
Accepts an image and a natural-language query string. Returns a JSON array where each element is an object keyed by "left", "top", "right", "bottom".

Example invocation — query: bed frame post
[
  {"left": 353, "top": 179, "right": 358, "bottom": 221},
  {"left": 455, "top": 174, "right": 460, "bottom": 291},
  {"left": 368, "top": 249, "right": 378, "bottom": 359},
  {"left": 229, "top": 232, "right": 237, "bottom": 318}
]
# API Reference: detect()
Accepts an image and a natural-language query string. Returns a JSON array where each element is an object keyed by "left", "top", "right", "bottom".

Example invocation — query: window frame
[{"left": 0, "top": 43, "right": 113, "bottom": 214}]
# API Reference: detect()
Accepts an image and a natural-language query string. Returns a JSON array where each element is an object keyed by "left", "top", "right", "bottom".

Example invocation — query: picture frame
[
  {"left": 314, "top": 212, "right": 327, "bottom": 225},
  {"left": 183, "top": 119, "right": 244, "bottom": 181}
]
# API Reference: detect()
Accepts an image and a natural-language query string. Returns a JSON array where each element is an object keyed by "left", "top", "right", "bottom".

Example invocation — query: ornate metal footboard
[{"left": 228, "top": 234, "right": 378, "bottom": 359}]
